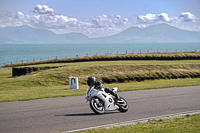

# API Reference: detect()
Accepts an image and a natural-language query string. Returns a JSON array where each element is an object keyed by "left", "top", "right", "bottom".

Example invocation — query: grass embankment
[
  {"left": 0, "top": 60, "right": 200, "bottom": 102},
  {"left": 1, "top": 52, "right": 200, "bottom": 68},
  {"left": 71, "top": 114, "right": 200, "bottom": 133}
]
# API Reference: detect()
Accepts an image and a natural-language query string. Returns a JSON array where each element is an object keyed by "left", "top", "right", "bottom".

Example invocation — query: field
[
  {"left": 1, "top": 52, "right": 200, "bottom": 132},
  {"left": 0, "top": 59, "right": 200, "bottom": 102},
  {"left": 71, "top": 114, "right": 200, "bottom": 133}
]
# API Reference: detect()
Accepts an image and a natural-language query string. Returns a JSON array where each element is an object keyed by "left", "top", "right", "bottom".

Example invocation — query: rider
[{"left": 87, "top": 76, "right": 120, "bottom": 100}]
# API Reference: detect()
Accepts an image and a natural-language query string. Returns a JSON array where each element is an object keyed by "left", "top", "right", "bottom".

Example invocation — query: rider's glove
[{"left": 94, "top": 81, "right": 103, "bottom": 89}]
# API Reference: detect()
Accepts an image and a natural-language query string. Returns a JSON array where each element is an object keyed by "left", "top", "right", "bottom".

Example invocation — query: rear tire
[
  {"left": 117, "top": 97, "right": 128, "bottom": 112},
  {"left": 90, "top": 98, "right": 104, "bottom": 114}
]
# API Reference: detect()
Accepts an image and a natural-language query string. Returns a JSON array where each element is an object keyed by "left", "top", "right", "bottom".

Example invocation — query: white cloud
[
  {"left": 135, "top": 12, "right": 199, "bottom": 29},
  {"left": 137, "top": 13, "right": 156, "bottom": 23},
  {"left": 15, "top": 12, "right": 25, "bottom": 19},
  {"left": 137, "top": 24, "right": 147, "bottom": 28},
  {"left": 179, "top": 12, "right": 197, "bottom": 22},
  {"left": 31, "top": 5, "right": 54, "bottom": 14},
  {"left": 92, "top": 14, "right": 129, "bottom": 28},
  {"left": 0, "top": 6, "right": 199, "bottom": 38},
  {"left": 137, "top": 13, "right": 175, "bottom": 24},
  {"left": 158, "top": 13, "right": 170, "bottom": 22},
  {"left": 0, "top": 12, "right": 29, "bottom": 27}
]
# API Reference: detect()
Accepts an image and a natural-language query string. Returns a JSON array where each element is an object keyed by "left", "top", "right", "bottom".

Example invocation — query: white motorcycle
[{"left": 85, "top": 86, "right": 128, "bottom": 114}]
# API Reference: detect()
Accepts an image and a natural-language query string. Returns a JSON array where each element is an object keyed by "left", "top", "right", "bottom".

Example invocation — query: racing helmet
[{"left": 87, "top": 76, "right": 96, "bottom": 86}]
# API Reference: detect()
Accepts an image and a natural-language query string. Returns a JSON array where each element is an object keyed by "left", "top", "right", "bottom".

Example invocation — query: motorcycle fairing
[{"left": 86, "top": 87, "right": 119, "bottom": 111}]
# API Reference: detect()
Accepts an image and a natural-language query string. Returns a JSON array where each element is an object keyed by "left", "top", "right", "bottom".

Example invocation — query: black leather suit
[{"left": 94, "top": 81, "right": 119, "bottom": 99}]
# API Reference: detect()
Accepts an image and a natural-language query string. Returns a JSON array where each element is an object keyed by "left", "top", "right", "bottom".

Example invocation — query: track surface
[{"left": 0, "top": 86, "right": 200, "bottom": 133}]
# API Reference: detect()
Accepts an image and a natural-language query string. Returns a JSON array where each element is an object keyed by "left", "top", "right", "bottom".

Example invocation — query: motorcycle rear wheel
[{"left": 90, "top": 98, "right": 104, "bottom": 114}]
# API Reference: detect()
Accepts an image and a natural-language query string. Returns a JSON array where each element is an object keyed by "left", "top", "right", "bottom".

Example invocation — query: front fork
[
  {"left": 88, "top": 97, "right": 103, "bottom": 107},
  {"left": 93, "top": 98, "right": 100, "bottom": 105}
]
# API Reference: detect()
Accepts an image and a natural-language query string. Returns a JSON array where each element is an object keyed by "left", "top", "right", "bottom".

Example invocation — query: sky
[{"left": 0, "top": 0, "right": 200, "bottom": 38}]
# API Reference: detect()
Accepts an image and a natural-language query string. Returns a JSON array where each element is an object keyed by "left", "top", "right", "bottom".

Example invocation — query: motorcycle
[{"left": 85, "top": 86, "right": 128, "bottom": 114}]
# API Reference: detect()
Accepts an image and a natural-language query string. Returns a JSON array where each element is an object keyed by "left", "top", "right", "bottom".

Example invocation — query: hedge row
[
  {"left": 44, "top": 52, "right": 200, "bottom": 63},
  {"left": 68, "top": 54, "right": 200, "bottom": 63},
  {"left": 3, "top": 52, "right": 200, "bottom": 67},
  {"left": 101, "top": 71, "right": 200, "bottom": 83},
  {"left": 12, "top": 66, "right": 62, "bottom": 77}
]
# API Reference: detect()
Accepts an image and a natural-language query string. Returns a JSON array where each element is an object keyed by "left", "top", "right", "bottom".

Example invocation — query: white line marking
[{"left": 65, "top": 110, "right": 200, "bottom": 133}]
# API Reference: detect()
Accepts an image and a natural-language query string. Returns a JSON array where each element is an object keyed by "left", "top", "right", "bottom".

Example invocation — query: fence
[{"left": 1, "top": 48, "right": 200, "bottom": 66}]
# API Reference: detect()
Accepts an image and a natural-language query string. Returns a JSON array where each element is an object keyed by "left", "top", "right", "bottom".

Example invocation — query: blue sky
[{"left": 0, "top": 0, "right": 199, "bottom": 37}]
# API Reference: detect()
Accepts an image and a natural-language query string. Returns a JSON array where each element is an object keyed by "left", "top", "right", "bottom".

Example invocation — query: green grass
[
  {"left": 7, "top": 60, "right": 200, "bottom": 85},
  {"left": 1, "top": 78, "right": 200, "bottom": 103},
  {"left": 0, "top": 60, "right": 200, "bottom": 102},
  {"left": 71, "top": 114, "right": 200, "bottom": 133}
]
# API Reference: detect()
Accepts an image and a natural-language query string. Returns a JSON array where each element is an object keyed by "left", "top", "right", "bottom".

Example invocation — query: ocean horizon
[{"left": 1, "top": 42, "right": 200, "bottom": 66}]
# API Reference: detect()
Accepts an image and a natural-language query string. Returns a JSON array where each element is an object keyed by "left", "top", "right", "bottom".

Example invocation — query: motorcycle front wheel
[
  {"left": 90, "top": 98, "right": 104, "bottom": 114},
  {"left": 117, "top": 97, "right": 129, "bottom": 112}
]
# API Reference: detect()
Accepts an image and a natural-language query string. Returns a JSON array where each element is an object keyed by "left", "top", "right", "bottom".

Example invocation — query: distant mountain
[
  {"left": 0, "top": 24, "right": 200, "bottom": 44},
  {"left": 92, "top": 24, "right": 200, "bottom": 43},
  {"left": 0, "top": 25, "right": 89, "bottom": 44}
]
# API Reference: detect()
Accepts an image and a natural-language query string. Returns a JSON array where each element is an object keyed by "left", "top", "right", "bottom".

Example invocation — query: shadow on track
[{"left": 56, "top": 111, "right": 120, "bottom": 117}]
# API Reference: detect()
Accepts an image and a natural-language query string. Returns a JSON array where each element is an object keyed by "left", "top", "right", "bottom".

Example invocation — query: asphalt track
[{"left": 0, "top": 86, "right": 200, "bottom": 133}]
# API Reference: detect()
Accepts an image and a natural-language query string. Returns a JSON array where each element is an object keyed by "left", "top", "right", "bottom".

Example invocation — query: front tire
[
  {"left": 90, "top": 98, "right": 104, "bottom": 114},
  {"left": 117, "top": 97, "right": 128, "bottom": 112}
]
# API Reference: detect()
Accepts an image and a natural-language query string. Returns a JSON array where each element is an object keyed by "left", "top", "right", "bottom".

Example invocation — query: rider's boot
[
  {"left": 114, "top": 93, "right": 120, "bottom": 100},
  {"left": 113, "top": 93, "right": 121, "bottom": 104},
  {"left": 104, "top": 87, "right": 120, "bottom": 101}
]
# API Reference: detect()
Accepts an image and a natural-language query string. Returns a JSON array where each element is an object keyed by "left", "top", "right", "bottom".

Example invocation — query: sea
[{"left": 0, "top": 42, "right": 200, "bottom": 66}]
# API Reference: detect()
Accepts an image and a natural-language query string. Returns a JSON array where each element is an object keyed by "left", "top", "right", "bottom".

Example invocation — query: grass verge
[
  {"left": 0, "top": 77, "right": 200, "bottom": 103},
  {"left": 71, "top": 114, "right": 200, "bottom": 133},
  {"left": 0, "top": 60, "right": 200, "bottom": 102}
]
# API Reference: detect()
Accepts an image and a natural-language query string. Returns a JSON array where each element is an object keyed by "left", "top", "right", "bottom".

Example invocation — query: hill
[
  {"left": 0, "top": 26, "right": 89, "bottom": 44},
  {"left": 92, "top": 24, "right": 200, "bottom": 43},
  {"left": 0, "top": 24, "right": 200, "bottom": 44}
]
